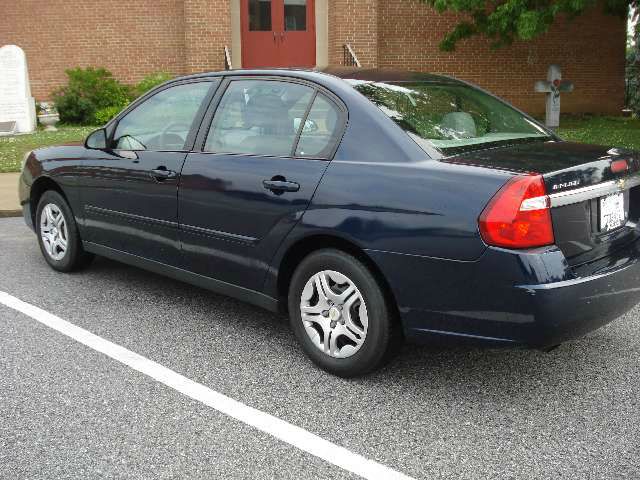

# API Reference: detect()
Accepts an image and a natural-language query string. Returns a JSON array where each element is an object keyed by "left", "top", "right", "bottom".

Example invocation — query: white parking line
[{"left": 0, "top": 291, "right": 415, "bottom": 480}]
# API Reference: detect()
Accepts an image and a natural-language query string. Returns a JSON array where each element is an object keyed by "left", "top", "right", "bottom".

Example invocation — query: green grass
[
  {"left": 557, "top": 116, "right": 640, "bottom": 150},
  {"left": 0, "top": 117, "right": 638, "bottom": 174},
  {"left": 0, "top": 126, "right": 94, "bottom": 173}
]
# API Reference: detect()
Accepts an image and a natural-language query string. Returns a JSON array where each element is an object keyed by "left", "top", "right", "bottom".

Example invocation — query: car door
[
  {"left": 179, "top": 77, "right": 346, "bottom": 291},
  {"left": 80, "top": 79, "right": 218, "bottom": 266}
]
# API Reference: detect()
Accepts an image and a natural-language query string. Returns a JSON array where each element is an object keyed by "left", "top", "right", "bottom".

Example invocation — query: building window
[
  {"left": 249, "top": 0, "right": 272, "bottom": 31},
  {"left": 284, "top": 0, "right": 306, "bottom": 31}
]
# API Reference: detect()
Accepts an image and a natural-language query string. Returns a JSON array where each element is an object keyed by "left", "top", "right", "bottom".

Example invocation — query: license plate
[{"left": 600, "top": 192, "right": 626, "bottom": 232}]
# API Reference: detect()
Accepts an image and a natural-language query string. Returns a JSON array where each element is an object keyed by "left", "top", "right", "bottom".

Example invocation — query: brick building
[{"left": 0, "top": 0, "right": 627, "bottom": 115}]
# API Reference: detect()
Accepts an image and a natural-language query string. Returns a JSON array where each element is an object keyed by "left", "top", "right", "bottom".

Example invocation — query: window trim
[
  {"left": 294, "top": 91, "right": 346, "bottom": 159},
  {"left": 194, "top": 75, "right": 348, "bottom": 161},
  {"left": 107, "top": 78, "right": 221, "bottom": 153},
  {"left": 290, "top": 90, "right": 318, "bottom": 157}
]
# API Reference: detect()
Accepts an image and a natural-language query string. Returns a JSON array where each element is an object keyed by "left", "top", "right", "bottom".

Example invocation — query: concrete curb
[
  {"left": 0, "top": 172, "right": 21, "bottom": 216},
  {"left": 0, "top": 210, "right": 22, "bottom": 218}
]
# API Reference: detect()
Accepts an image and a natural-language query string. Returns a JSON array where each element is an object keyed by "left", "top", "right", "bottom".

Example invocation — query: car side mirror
[{"left": 85, "top": 128, "right": 107, "bottom": 150}]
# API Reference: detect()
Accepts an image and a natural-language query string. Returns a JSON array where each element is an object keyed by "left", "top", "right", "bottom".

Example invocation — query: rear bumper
[
  {"left": 515, "top": 247, "right": 640, "bottom": 346},
  {"left": 367, "top": 238, "right": 640, "bottom": 348}
]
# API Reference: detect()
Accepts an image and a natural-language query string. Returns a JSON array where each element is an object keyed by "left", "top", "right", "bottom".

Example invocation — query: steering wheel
[{"left": 160, "top": 122, "right": 191, "bottom": 149}]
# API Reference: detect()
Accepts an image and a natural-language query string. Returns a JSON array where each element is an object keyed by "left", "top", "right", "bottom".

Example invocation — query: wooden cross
[{"left": 534, "top": 64, "right": 574, "bottom": 130}]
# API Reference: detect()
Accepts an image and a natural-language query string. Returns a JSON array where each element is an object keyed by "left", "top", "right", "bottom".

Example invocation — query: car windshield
[{"left": 349, "top": 80, "right": 551, "bottom": 156}]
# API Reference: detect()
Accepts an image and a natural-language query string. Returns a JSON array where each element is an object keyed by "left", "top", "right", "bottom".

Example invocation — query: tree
[
  {"left": 424, "top": 0, "right": 638, "bottom": 51},
  {"left": 627, "top": 12, "right": 640, "bottom": 113}
]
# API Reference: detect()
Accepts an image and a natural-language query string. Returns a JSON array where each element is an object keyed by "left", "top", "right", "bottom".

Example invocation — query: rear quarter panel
[{"left": 301, "top": 157, "right": 513, "bottom": 260}]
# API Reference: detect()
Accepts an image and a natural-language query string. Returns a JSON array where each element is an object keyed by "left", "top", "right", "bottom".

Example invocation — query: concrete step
[{"left": 0, "top": 172, "right": 21, "bottom": 217}]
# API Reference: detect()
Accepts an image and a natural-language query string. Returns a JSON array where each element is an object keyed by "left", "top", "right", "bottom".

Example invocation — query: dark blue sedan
[{"left": 19, "top": 68, "right": 640, "bottom": 376}]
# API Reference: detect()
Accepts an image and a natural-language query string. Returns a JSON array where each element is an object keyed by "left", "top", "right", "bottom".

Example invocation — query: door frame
[
  {"left": 233, "top": 0, "right": 327, "bottom": 69},
  {"left": 191, "top": 74, "right": 348, "bottom": 158}
]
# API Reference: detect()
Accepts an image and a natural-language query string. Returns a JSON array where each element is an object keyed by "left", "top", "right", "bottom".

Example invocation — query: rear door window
[
  {"left": 204, "top": 79, "right": 314, "bottom": 157},
  {"left": 295, "top": 93, "right": 343, "bottom": 158}
]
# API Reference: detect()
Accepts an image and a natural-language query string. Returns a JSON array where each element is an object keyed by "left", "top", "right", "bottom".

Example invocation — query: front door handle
[
  {"left": 263, "top": 179, "right": 300, "bottom": 193},
  {"left": 150, "top": 167, "right": 177, "bottom": 181}
]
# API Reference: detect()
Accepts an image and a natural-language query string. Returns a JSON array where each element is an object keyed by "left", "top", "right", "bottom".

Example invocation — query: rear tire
[
  {"left": 288, "top": 249, "right": 400, "bottom": 377},
  {"left": 36, "top": 190, "right": 94, "bottom": 272}
]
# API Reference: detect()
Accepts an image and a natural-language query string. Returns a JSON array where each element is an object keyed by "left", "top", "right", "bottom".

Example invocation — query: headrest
[
  {"left": 245, "top": 94, "right": 288, "bottom": 129},
  {"left": 440, "top": 112, "right": 477, "bottom": 138}
]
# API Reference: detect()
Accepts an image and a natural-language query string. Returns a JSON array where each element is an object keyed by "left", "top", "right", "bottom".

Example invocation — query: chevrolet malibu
[{"left": 19, "top": 69, "right": 640, "bottom": 377}]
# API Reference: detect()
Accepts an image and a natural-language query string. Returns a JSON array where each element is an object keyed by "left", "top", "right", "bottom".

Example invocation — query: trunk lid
[{"left": 445, "top": 140, "right": 640, "bottom": 267}]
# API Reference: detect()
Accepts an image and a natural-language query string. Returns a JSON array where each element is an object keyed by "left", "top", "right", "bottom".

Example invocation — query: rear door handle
[
  {"left": 263, "top": 179, "right": 300, "bottom": 193},
  {"left": 150, "top": 168, "right": 177, "bottom": 181}
]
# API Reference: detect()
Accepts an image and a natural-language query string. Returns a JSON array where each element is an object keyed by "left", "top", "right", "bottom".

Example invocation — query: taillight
[
  {"left": 611, "top": 159, "right": 629, "bottom": 173},
  {"left": 479, "top": 174, "right": 554, "bottom": 249}
]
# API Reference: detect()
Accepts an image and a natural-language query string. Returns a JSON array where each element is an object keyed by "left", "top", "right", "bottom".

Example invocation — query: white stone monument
[
  {"left": 0, "top": 45, "right": 37, "bottom": 134},
  {"left": 534, "top": 64, "right": 574, "bottom": 130}
]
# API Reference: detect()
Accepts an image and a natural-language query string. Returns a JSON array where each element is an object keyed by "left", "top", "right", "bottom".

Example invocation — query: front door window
[{"left": 113, "top": 82, "right": 212, "bottom": 151}]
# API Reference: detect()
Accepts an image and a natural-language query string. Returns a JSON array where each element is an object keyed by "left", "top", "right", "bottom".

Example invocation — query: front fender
[{"left": 19, "top": 145, "right": 87, "bottom": 231}]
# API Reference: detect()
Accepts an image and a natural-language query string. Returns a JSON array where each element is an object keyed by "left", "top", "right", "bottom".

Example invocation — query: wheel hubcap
[
  {"left": 299, "top": 270, "right": 368, "bottom": 359},
  {"left": 40, "top": 203, "right": 68, "bottom": 261}
]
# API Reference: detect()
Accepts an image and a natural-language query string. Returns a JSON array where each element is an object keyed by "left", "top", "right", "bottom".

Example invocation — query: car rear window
[{"left": 349, "top": 80, "right": 551, "bottom": 156}]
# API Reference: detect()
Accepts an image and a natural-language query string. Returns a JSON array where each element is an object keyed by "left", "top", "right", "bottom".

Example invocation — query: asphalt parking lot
[{"left": 1, "top": 216, "right": 639, "bottom": 479}]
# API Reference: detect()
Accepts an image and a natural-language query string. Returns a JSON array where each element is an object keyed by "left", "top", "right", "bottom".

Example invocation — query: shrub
[
  {"left": 52, "top": 67, "right": 131, "bottom": 125},
  {"left": 94, "top": 105, "right": 126, "bottom": 125},
  {"left": 134, "top": 72, "right": 174, "bottom": 98}
]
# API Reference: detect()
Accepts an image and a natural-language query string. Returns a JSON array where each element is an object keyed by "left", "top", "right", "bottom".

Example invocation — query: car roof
[
  {"left": 320, "top": 67, "right": 460, "bottom": 84},
  {"left": 177, "top": 67, "right": 462, "bottom": 86}
]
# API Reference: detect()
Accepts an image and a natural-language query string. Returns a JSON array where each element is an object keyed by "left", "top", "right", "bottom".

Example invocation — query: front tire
[
  {"left": 36, "top": 190, "right": 93, "bottom": 272},
  {"left": 288, "top": 249, "right": 400, "bottom": 377}
]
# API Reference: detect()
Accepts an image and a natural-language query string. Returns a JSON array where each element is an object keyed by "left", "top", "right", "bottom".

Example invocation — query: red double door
[{"left": 241, "top": 0, "right": 316, "bottom": 68}]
